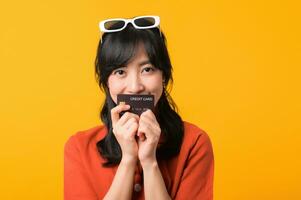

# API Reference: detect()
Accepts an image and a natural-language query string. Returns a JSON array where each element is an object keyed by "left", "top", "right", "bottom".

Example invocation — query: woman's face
[{"left": 107, "top": 43, "right": 164, "bottom": 106}]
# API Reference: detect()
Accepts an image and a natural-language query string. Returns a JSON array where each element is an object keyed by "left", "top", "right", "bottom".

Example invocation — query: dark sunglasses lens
[
  {"left": 104, "top": 20, "right": 125, "bottom": 30},
  {"left": 134, "top": 17, "right": 155, "bottom": 27}
]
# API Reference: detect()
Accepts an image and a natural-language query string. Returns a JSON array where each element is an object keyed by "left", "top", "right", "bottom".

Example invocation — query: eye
[
  {"left": 113, "top": 69, "right": 126, "bottom": 76},
  {"left": 142, "top": 66, "right": 155, "bottom": 73}
]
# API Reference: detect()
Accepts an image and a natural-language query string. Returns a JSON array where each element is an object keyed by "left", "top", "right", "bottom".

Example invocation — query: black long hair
[{"left": 95, "top": 19, "right": 184, "bottom": 167}]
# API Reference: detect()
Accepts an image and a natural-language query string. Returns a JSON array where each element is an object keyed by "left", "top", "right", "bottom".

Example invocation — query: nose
[{"left": 127, "top": 74, "right": 145, "bottom": 94}]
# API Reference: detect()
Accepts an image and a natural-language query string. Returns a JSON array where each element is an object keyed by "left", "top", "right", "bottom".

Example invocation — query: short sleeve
[
  {"left": 174, "top": 132, "right": 214, "bottom": 200},
  {"left": 64, "top": 135, "right": 98, "bottom": 200}
]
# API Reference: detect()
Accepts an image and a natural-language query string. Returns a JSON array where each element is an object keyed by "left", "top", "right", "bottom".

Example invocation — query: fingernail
[{"left": 119, "top": 101, "right": 125, "bottom": 105}]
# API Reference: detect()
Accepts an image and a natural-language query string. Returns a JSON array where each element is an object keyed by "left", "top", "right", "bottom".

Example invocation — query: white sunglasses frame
[{"left": 99, "top": 15, "right": 160, "bottom": 33}]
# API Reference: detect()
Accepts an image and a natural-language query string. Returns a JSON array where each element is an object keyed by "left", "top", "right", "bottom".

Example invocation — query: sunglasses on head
[{"left": 99, "top": 15, "right": 160, "bottom": 33}]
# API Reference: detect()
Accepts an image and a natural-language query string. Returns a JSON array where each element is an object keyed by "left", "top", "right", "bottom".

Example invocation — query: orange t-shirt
[{"left": 64, "top": 121, "right": 214, "bottom": 200}]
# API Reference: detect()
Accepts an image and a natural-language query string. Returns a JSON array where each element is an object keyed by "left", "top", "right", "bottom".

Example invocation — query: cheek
[
  {"left": 107, "top": 76, "right": 124, "bottom": 103},
  {"left": 145, "top": 75, "right": 164, "bottom": 105},
  {"left": 154, "top": 87, "right": 163, "bottom": 106}
]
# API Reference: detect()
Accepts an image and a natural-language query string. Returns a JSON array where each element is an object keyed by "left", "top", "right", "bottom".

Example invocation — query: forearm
[
  {"left": 142, "top": 161, "right": 171, "bottom": 200},
  {"left": 104, "top": 158, "right": 136, "bottom": 200}
]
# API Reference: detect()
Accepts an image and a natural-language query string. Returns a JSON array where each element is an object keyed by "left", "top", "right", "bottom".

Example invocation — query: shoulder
[
  {"left": 64, "top": 124, "right": 108, "bottom": 154},
  {"left": 182, "top": 121, "right": 212, "bottom": 144},
  {"left": 182, "top": 121, "right": 213, "bottom": 154}
]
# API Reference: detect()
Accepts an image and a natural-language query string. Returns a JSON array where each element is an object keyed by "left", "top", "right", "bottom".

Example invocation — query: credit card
[{"left": 117, "top": 94, "right": 154, "bottom": 116}]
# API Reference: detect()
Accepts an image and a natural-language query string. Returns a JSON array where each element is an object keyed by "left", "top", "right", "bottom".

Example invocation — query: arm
[
  {"left": 65, "top": 104, "right": 140, "bottom": 200},
  {"left": 142, "top": 161, "right": 171, "bottom": 200},
  {"left": 64, "top": 135, "right": 98, "bottom": 200},
  {"left": 64, "top": 136, "right": 137, "bottom": 200},
  {"left": 174, "top": 132, "right": 214, "bottom": 200},
  {"left": 103, "top": 158, "right": 137, "bottom": 200},
  {"left": 137, "top": 110, "right": 171, "bottom": 200},
  {"left": 104, "top": 104, "right": 140, "bottom": 199}
]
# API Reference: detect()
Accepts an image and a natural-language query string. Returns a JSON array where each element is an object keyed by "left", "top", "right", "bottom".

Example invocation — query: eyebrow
[
  {"left": 138, "top": 60, "right": 152, "bottom": 67},
  {"left": 120, "top": 60, "right": 152, "bottom": 68}
]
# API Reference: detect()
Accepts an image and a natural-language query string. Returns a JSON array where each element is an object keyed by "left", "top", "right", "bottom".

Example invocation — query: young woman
[{"left": 64, "top": 15, "right": 214, "bottom": 200}]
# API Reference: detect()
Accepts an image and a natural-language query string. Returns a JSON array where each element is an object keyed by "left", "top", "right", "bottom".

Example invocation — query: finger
[
  {"left": 111, "top": 104, "right": 131, "bottom": 125},
  {"left": 139, "top": 114, "right": 159, "bottom": 131},
  {"left": 137, "top": 120, "right": 148, "bottom": 138},
  {"left": 138, "top": 118, "right": 161, "bottom": 138},
  {"left": 126, "top": 120, "right": 139, "bottom": 137},
  {"left": 123, "top": 117, "right": 137, "bottom": 131},
  {"left": 140, "top": 110, "right": 161, "bottom": 132},
  {"left": 138, "top": 132, "right": 146, "bottom": 141},
  {"left": 140, "top": 109, "right": 157, "bottom": 123},
  {"left": 138, "top": 123, "right": 159, "bottom": 144},
  {"left": 118, "top": 112, "right": 139, "bottom": 127}
]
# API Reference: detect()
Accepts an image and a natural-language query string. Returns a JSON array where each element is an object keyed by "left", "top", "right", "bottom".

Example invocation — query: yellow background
[{"left": 0, "top": 0, "right": 300, "bottom": 199}]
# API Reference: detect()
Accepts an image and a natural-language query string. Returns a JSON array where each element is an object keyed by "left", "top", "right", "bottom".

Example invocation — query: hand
[
  {"left": 111, "top": 104, "right": 140, "bottom": 163},
  {"left": 137, "top": 109, "right": 161, "bottom": 167}
]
